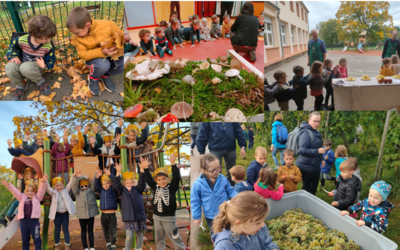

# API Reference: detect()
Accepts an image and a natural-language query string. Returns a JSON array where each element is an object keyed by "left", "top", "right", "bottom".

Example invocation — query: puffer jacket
[
  {"left": 71, "top": 175, "right": 99, "bottom": 219},
  {"left": 264, "top": 80, "right": 282, "bottom": 105},
  {"left": 295, "top": 121, "right": 323, "bottom": 172},
  {"left": 271, "top": 121, "right": 287, "bottom": 148},
  {"left": 308, "top": 73, "right": 329, "bottom": 91},
  {"left": 290, "top": 74, "right": 310, "bottom": 100},
  {"left": 335, "top": 175, "right": 362, "bottom": 210},
  {"left": 94, "top": 174, "right": 118, "bottom": 211},
  {"left": 52, "top": 142, "right": 71, "bottom": 173},
  {"left": 246, "top": 160, "right": 268, "bottom": 188}
]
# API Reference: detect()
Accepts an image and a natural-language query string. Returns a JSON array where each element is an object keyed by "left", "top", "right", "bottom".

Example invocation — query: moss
[{"left": 136, "top": 110, "right": 159, "bottom": 122}]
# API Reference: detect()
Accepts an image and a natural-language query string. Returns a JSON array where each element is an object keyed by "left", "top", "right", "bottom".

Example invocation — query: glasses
[
  {"left": 311, "top": 120, "right": 321, "bottom": 124},
  {"left": 80, "top": 185, "right": 88, "bottom": 188},
  {"left": 207, "top": 167, "right": 221, "bottom": 174}
]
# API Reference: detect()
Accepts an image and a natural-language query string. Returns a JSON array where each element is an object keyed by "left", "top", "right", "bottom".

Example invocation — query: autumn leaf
[
  {"left": 99, "top": 81, "right": 106, "bottom": 91},
  {"left": 0, "top": 77, "right": 11, "bottom": 84},
  {"left": 53, "top": 82, "right": 61, "bottom": 89},
  {"left": 155, "top": 88, "right": 161, "bottom": 93},
  {"left": 27, "top": 90, "right": 40, "bottom": 100},
  {"left": 53, "top": 66, "right": 62, "bottom": 74},
  {"left": 58, "top": 77, "right": 64, "bottom": 81},
  {"left": 32, "top": 97, "right": 38, "bottom": 101},
  {"left": 120, "top": 92, "right": 124, "bottom": 97},
  {"left": 39, "top": 92, "right": 56, "bottom": 101},
  {"left": 61, "top": 95, "right": 72, "bottom": 101},
  {"left": 71, "top": 92, "right": 79, "bottom": 100}
]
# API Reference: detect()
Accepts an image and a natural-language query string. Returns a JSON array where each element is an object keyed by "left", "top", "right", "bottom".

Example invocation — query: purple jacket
[{"left": 52, "top": 142, "right": 71, "bottom": 173}]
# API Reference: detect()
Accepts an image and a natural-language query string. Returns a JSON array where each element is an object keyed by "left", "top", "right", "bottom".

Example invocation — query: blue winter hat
[{"left": 370, "top": 181, "right": 391, "bottom": 201}]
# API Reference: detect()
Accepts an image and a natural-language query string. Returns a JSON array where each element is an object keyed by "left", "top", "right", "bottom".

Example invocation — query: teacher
[
  {"left": 307, "top": 29, "right": 327, "bottom": 68},
  {"left": 382, "top": 29, "right": 400, "bottom": 59}
]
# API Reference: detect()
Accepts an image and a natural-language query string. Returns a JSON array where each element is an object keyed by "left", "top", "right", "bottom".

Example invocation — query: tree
[
  {"left": 317, "top": 19, "right": 339, "bottom": 44},
  {"left": 336, "top": 2, "right": 393, "bottom": 43}
]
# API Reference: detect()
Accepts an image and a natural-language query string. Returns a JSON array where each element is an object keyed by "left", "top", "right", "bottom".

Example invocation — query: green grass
[{"left": 327, "top": 46, "right": 383, "bottom": 51}]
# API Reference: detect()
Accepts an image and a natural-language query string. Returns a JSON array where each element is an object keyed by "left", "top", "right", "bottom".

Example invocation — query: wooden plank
[
  {"left": 74, "top": 156, "right": 98, "bottom": 186},
  {"left": 226, "top": 49, "right": 264, "bottom": 78}
]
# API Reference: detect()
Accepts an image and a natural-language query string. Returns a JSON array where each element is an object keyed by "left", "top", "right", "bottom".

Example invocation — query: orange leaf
[{"left": 53, "top": 82, "right": 61, "bottom": 89}]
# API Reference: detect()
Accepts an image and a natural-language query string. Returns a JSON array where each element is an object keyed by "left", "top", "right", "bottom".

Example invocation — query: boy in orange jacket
[
  {"left": 277, "top": 149, "right": 302, "bottom": 193},
  {"left": 67, "top": 7, "right": 123, "bottom": 96}
]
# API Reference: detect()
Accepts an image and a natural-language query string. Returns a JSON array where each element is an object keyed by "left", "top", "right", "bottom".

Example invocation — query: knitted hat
[
  {"left": 101, "top": 174, "right": 111, "bottom": 183},
  {"left": 103, "top": 134, "right": 113, "bottom": 143},
  {"left": 14, "top": 139, "right": 23, "bottom": 148},
  {"left": 123, "top": 171, "right": 137, "bottom": 181},
  {"left": 371, "top": 180, "right": 392, "bottom": 201},
  {"left": 154, "top": 167, "right": 170, "bottom": 177},
  {"left": 52, "top": 177, "right": 64, "bottom": 186}
]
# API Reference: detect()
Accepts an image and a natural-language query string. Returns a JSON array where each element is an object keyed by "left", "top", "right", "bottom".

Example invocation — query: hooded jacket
[
  {"left": 271, "top": 121, "right": 287, "bottom": 149},
  {"left": 52, "top": 142, "right": 71, "bottom": 173},
  {"left": 277, "top": 164, "right": 302, "bottom": 193},
  {"left": 264, "top": 80, "right": 282, "bottom": 105},
  {"left": 254, "top": 182, "right": 284, "bottom": 200},
  {"left": 295, "top": 121, "right": 323, "bottom": 172},
  {"left": 246, "top": 160, "right": 268, "bottom": 188},
  {"left": 71, "top": 175, "right": 99, "bottom": 219},
  {"left": 320, "top": 148, "right": 335, "bottom": 174},
  {"left": 335, "top": 175, "right": 362, "bottom": 210},
  {"left": 290, "top": 75, "right": 310, "bottom": 100},
  {"left": 308, "top": 73, "right": 329, "bottom": 91}
]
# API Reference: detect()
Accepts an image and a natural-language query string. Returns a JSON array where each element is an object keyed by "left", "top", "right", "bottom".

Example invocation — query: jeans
[
  {"left": 191, "top": 134, "right": 197, "bottom": 150},
  {"left": 205, "top": 218, "right": 214, "bottom": 237},
  {"left": 6, "top": 200, "right": 19, "bottom": 217},
  {"left": 248, "top": 140, "right": 254, "bottom": 149},
  {"left": 20, "top": 218, "right": 41, "bottom": 250},
  {"left": 210, "top": 150, "right": 236, "bottom": 186},
  {"left": 125, "top": 46, "right": 140, "bottom": 57},
  {"left": 272, "top": 147, "right": 285, "bottom": 167},
  {"left": 54, "top": 212, "right": 70, "bottom": 245},
  {"left": 85, "top": 56, "right": 123, "bottom": 79}
]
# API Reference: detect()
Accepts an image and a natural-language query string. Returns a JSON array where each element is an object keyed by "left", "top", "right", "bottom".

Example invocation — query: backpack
[
  {"left": 287, "top": 127, "right": 314, "bottom": 156},
  {"left": 276, "top": 125, "right": 288, "bottom": 144}
]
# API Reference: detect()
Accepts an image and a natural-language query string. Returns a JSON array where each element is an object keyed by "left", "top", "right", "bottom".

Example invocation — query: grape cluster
[{"left": 266, "top": 208, "right": 360, "bottom": 250}]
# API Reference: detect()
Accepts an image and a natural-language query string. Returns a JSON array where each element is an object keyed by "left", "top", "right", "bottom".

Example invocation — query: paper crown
[
  {"left": 79, "top": 175, "right": 89, "bottom": 186},
  {"left": 101, "top": 174, "right": 111, "bottom": 183},
  {"left": 70, "top": 134, "right": 78, "bottom": 140},
  {"left": 52, "top": 177, "right": 64, "bottom": 186},
  {"left": 87, "top": 133, "right": 95, "bottom": 138},
  {"left": 25, "top": 179, "right": 36, "bottom": 186},
  {"left": 123, "top": 171, "right": 137, "bottom": 180},
  {"left": 14, "top": 139, "right": 22, "bottom": 148},
  {"left": 125, "top": 124, "right": 137, "bottom": 134},
  {"left": 154, "top": 167, "right": 170, "bottom": 177},
  {"left": 103, "top": 134, "right": 113, "bottom": 142},
  {"left": 37, "top": 132, "right": 45, "bottom": 139},
  {"left": 24, "top": 167, "right": 34, "bottom": 174}
]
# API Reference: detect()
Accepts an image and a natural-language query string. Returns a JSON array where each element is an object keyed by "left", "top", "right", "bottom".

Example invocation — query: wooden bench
[
  {"left": 20, "top": 10, "right": 32, "bottom": 21},
  {"left": 51, "top": 1, "right": 68, "bottom": 8},
  {"left": 84, "top": 4, "right": 101, "bottom": 13}
]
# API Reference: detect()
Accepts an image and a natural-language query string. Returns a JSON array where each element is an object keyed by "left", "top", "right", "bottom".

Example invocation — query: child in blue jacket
[
  {"left": 320, "top": 140, "right": 336, "bottom": 187},
  {"left": 334, "top": 145, "right": 348, "bottom": 180},
  {"left": 7, "top": 138, "right": 32, "bottom": 157},
  {"left": 191, "top": 154, "right": 237, "bottom": 236},
  {"left": 246, "top": 147, "right": 268, "bottom": 187}
]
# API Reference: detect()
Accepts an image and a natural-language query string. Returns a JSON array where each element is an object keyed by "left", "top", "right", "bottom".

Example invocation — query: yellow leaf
[
  {"left": 155, "top": 88, "right": 161, "bottom": 93},
  {"left": 39, "top": 92, "right": 56, "bottom": 101},
  {"left": 58, "top": 77, "right": 64, "bottom": 81},
  {"left": 120, "top": 92, "right": 124, "bottom": 97},
  {"left": 53, "top": 82, "right": 61, "bottom": 89}
]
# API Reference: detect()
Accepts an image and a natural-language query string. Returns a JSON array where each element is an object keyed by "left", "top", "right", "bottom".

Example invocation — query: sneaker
[
  {"left": 0, "top": 218, "right": 7, "bottom": 227},
  {"left": 159, "top": 49, "right": 165, "bottom": 58},
  {"left": 12, "top": 81, "right": 28, "bottom": 101},
  {"left": 99, "top": 77, "right": 117, "bottom": 93},
  {"left": 249, "top": 50, "right": 256, "bottom": 62},
  {"left": 88, "top": 75, "right": 101, "bottom": 96},
  {"left": 5, "top": 214, "right": 14, "bottom": 224},
  {"left": 106, "top": 243, "right": 111, "bottom": 250},
  {"left": 167, "top": 49, "right": 173, "bottom": 55},
  {"left": 64, "top": 244, "right": 71, "bottom": 250},
  {"left": 38, "top": 81, "right": 51, "bottom": 96},
  {"left": 111, "top": 246, "right": 116, "bottom": 250}
]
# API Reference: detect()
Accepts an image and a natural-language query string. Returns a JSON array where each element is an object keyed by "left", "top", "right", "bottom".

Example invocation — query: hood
[
  {"left": 300, "top": 121, "right": 314, "bottom": 130},
  {"left": 272, "top": 121, "right": 283, "bottom": 127},
  {"left": 212, "top": 229, "right": 247, "bottom": 248},
  {"left": 249, "top": 160, "right": 265, "bottom": 168},
  {"left": 379, "top": 200, "right": 394, "bottom": 215},
  {"left": 340, "top": 175, "right": 362, "bottom": 191}
]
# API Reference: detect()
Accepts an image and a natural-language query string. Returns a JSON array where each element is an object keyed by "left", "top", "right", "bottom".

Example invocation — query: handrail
[{"left": 135, "top": 122, "right": 170, "bottom": 158}]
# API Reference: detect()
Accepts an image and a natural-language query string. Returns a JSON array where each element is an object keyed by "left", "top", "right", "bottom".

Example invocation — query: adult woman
[
  {"left": 271, "top": 114, "right": 286, "bottom": 170},
  {"left": 295, "top": 112, "right": 325, "bottom": 195}
]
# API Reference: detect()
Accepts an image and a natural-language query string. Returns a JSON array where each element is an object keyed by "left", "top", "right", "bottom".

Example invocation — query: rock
[{"left": 230, "top": 58, "right": 242, "bottom": 70}]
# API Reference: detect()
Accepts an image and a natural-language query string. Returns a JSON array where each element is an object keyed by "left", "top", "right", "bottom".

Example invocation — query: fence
[{"left": 325, "top": 42, "right": 384, "bottom": 51}]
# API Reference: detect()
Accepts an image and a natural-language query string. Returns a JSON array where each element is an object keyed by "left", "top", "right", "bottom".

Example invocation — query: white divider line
[{"left": 227, "top": 50, "right": 264, "bottom": 78}]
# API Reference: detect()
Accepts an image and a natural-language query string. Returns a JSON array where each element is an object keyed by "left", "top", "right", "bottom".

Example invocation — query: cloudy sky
[{"left": 304, "top": 1, "right": 400, "bottom": 30}]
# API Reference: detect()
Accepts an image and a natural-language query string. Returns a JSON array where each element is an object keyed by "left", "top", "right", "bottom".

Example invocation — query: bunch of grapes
[{"left": 266, "top": 208, "right": 360, "bottom": 250}]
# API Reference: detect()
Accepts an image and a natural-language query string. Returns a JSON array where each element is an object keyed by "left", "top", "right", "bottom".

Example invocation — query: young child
[
  {"left": 340, "top": 180, "right": 393, "bottom": 234},
  {"left": 254, "top": 168, "right": 284, "bottom": 200},
  {"left": 309, "top": 61, "right": 330, "bottom": 111},
  {"left": 138, "top": 29, "right": 156, "bottom": 57},
  {"left": 229, "top": 165, "right": 253, "bottom": 192},
  {"left": 348, "top": 157, "right": 362, "bottom": 203},
  {"left": 333, "top": 58, "right": 348, "bottom": 78},
  {"left": 67, "top": 7, "right": 122, "bottom": 96},
  {"left": 264, "top": 78, "right": 283, "bottom": 111},
  {"left": 246, "top": 146, "right": 268, "bottom": 187},
  {"left": 390, "top": 54, "right": 400, "bottom": 75},
  {"left": 70, "top": 125, "right": 86, "bottom": 157},
  {"left": 320, "top": 140, "right": 336, "bottom": 187},
  {"left": 271, "top": 114, "right": 286, "bottom": 170},
  {"left": 277, "top": 149, "right": 302, "bottom": 193},
  {"left": 380, "top": 58, "right": 395, "bottom": 76},
  {"left": 221, "top": 14, "right": 232, "bottom": 38},
  {"left": 210, "top": 14, "right": 223, "bottom": 39},
  {"left": 23, "top": 130, "right": 55, "bottom": 155},
  {"left": 155, "top": 27, "right": 173, "bottom": 58},
  {"left": 5, "top": 15, "right": 56, "bottom": 101},
  {"left": 289, "top": 66, "right": 309, "bottom": 111},
  {"left": 52, "top": 128, "right": 70, "bottom": 183},
  {"left": 169, "top": 11, "right": 180, "bottom": 25},
  {"left": 143, "top": 154, "right": 186, "bottom": 250},
  {"left": 153, "top": 20, "right": 169, "bottom": 38},
  {"left": 7, "top": 138, "right": 32, "bottom": 157},
  {"left": 323, "top": 59, "right": 335, "bottom": 108},
  {"left": 258, "top": 15, "right": 265, "bottom": 36},
  {"left": 114, "top": 163, "right": 147, "bottom": 250},
  {"left": 212, "top": 192, "right": 279, "bottom": 250},
  {"left": 200, "top": 18, "right": 215, "bottom": 42},
  {"left": 182, "top": 19, "right": 204, "bottom": 47},
  {"left": 46, "top": 176, "right": 76, "bottom": 250},
  {"left": 330, "top": 159, "right": 361, "bottom": 211},
  {"left": 1, "top": 174, "right": 48, "bottom": 250},
  {"left": 124, "top": 30, "right": 140, "bottom": 59},
  {"left": 95, "top": 168, "right": 118, "bottom": 250},
  {"left": 71, "top": 171, "right": 99, "bottom": 250},
  {"left": 165, "top": 18, "right": 184, "bottom": 50},
  {"left": 191, "top": 154, "right": 237, "bottom": 235},
  {"left": 334, "top": 145, "right": 348, "bottom": 179},
  {"left": 92, "top": 133, "right": 119, "bottom": 175},
  {"left": 272, "top": 70, "right": 292, "bottom": 111}
]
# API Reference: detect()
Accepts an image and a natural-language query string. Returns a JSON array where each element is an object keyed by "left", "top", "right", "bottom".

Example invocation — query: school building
[{"left": 264, "top": 1, "right": 309, "bottom": 68}]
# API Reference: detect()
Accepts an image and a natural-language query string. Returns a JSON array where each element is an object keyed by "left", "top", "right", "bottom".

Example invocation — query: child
[
  {"left": 92, "top": 133, "right": 119, "bottom": 176},
  {"left": 52, "top": 128, "right": 70, "bottom": 183},
  {"left": 95, "top": 168, "right": 118, "bottom": 250},
  {"left": 46, "top": 176, "right": 76, "bottom": 250},
  {"left": 320, "top": 140, "right": 336, "bottom": 187},
  {"left": 334, "top": 145, "right": 348, "bottom": 179},
  {"left": 221, "top": 14, "right": 232, "bottom": 39},
  {"left": 271, "top": 114, "right": 286, "bottom": 170},
  {"left": 138, "top": 29, "right": 156, "bottom": 57},
  {"left": 191, "top": 154, "right": 237, "bottom": 235},
  {"left": 153, "top": 20, "right": 169, "bottom": 38},
  {"left": 5, "top": 15, "right": 56, "bottom": 101},
  {"left": 210, "top": 14, "right": 223, "bottom": 39},
  {"left": 330, "top": 159, "right": 361, "bottom": 211},
  {"left": 272, "top": 70, "right": 292, "bottom": 111},
  {"left": 380, "top": 58, "right": 395, "bottom": 76},
  {"left": 323, "top": 59, "right": 335, "bottom": 108},
  {"left": 332, "top": 58, "right": 348, "bottom": 78},
  {"left": 212, "top": 192, "right": 279, "bottom": 250},
  {"left": 229, "top": 165, "right": 253, "bottom": 192},
  {"left": 165, "top": 18, "right": 184, "bottom": 50},
  {"left": 348, "top": 157, "right": 362, "bottom": 203},
  {"left": 248, "top": 126, "right": 255, "bottom": 150},
  {"left": 70, "top": 125, "right": 85, "bottom": 157},
  {"left": 391, "top": 54, "right": 400, "bottom": 75},
  {"left": 340, "top": 180, "right": 393, "bottom": 234},
  {"left": 264, "top": 78, "right": 282, "bottom": 111},
  {"left": 114, "top": 163, "right": 147, "bottom": 250},
  {"left": 155, "top": 27, "right": 173, "bottom": 58},
  {"left": 124, "top": 30, "right": 140, "bottom": 59},
  {"left": 23, "top": 130, "right": 55, "bottom": 154},
  {"left": 277, "top": 149, "right": 302, "bottom": 193},
  {"left": 169, "top": 11, "right": 180, "bottom": 25},
  {"left": 182, "top": 20, "right": 204, "bottom": 47},
  {"left": 254, "top": 168, "right": 284, "bottom": 200},
  {"left": 258, "top": 15, "right": 265, "bottom": 36},
  {"left": 309, "top": 61, "right": 330, "bottom": 111},
  {"left": 7, "top": 138, "right": 32, "bottom": 157},
  {"left": 71, "top": 171, "right": 99, "bottom": 250},
  {"left": 289, "top": 66, "right": 309, "bottom": 111},
  {"left": 1, "top": 174, "right": 48, "bottom": 250},
  {"left": 200, "top": 18, "right": 215, "bottom": 41},
  {"left": 143, "top": 154, "right": 186, "bottom": 250},
  {"left": 246, "top": 146, "right": 268, "bottom": 187},
  {"left": 67, "top": 7, "right": 122, "bottom": 96}
]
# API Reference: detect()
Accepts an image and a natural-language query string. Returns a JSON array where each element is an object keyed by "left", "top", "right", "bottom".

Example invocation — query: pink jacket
[
  {"left": 6, "top": 181, "right": 46, "bottom": 220},
  {"left": 254, "top": 182, "right": 284, "bottom": 200},
  {"left": 52, "top": 142, "right": 71, "bottom": 173},
  {"left": 332, "top": 65, "right": 348, "bottom": 78}
]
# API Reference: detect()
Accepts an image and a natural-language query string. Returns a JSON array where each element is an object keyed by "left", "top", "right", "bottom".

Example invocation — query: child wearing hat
[
  {"left": 52, "top": 128, "right": 71, "bottom": 184},
  {"left": 7, "top": 138, "right": 32, "bottom": 157},
  {"left": 92, "top": 132, "right": 119, "bottom": 176},
  {"left": 46, "top": 176, "right": 76, "bottom": 250},
  {"left": 70, "top": 125, "right": 85, "bottom": 157},
  {"left": 340, "top": 180, "right": 394, "bottom": 234},
  {"left": 23, "top": 130, "right": 55, "bottom": 154}
]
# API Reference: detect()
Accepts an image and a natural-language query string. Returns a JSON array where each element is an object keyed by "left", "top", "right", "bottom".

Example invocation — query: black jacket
[
  {"left": 335, "top": 175, "right": 362, "bottom": 210},
  {"left": 230, "top": 14, "right": 259, "bottom": 47},
  {"left": 295, "top": 121, "right": 323, "bottom": 172}
]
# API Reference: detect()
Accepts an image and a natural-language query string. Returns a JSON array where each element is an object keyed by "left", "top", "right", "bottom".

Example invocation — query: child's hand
[
  {"left": 270, "top": 145, "right": 273, "bottom": 152},
  {"left": 34, "top": 173, "right": 39, "bottom": 179},
  {"left": 55, "top": 134, "right": 60, "bottom": 142},
  {"left": 104, "top": 167, "right": 111, "bottom": 176},
  {"left": 25, "top": 131, "right": 30, "bottom": 141},
  {"left": 132, "top": 41, "right": 138, "bottom": 47},
  {"left": 6, "top": 139, "right": 12, "bottom": 147},
  {"left": 325, "top": 155, "right": 328, "bottom": 160},
  {"left": 327, "top": 71, "right": 331, "bottom": 75},
  {"left": 140, "top": 122, "right": 148, "bottom": 129},
  {"left": 35, "top": 57, "right": 46, "bottom": 69},
  {"left": 332, "top": 201, "right": 338, "bottom": 206},
  {"left": 63, "top": 133, "right": 68, "bottom": 143},
  {"left": 76, "top": 125, "right": 81, "bottom": 132},
  {"left": 289, "top": 175, "right": 295, "bottom": 180},
  {"left": 322, "top": 161, "right": 325, "bottom": 168},
  {"left": 138, "top": 157, "right": 150, "bottom": 171},
  {"left": 74, "top": 171, "right": 82, "bottom": 178},
  {"left": 102, "top": 47, "right": 118, "bottom": 56},
  {"left": 194, "top": 219, "right": 202, "bottom": 226},
  {"left": 1, "top": 179, "right": 9, "bottom": 187},
  {"left": 18, "top": 173, "right": 23, "bottom": 179},
  {"left": 162, "top": 46, "right": 166, "bottom": 51},
  {"left": 115, "top": 163, "right": 122, "bottom": 173},
  {"left": 328, "top": 191, "right": 334, "bottom": 197},
  {"left": 42, "top": 174, "right": 48, "bottom": 183},
  {"left": 96, "top": 168, "right": 102, "bottom": 178},
  {"left": 340, "top": 211, "right": 350, "bottom": 216},
  {"left": 295, "top": 84, "right": 300, "bottom": 89},
  {"left": 10, "top": 57, "right": 21, "bottom": 65},
  {"left": 167, "top": 153, "right": 177, "bottom": 165},
  {"left": 43, "top": 129, "right": 49, "bottom": 137},
  {"left": 93, "top": 124, "right": 98, "bottom": 134},
  {"left": 178, "top": 163, "right": 185, "bottom": 169},
  {"left": 84, "top": 125, "right": 89, "bottom": 134},
  {"left": 356, "top": 220, "right": 365, "bottom": 227},
  {"left": 118, "top": 118, "right": 123, "bottom": 128}
]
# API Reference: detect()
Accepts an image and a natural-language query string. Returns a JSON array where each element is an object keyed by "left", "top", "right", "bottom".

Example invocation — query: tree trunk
[
  {"left": 324, "top": 111, "right": 330, "bottom": 140},
  {"left": 339, "top": 127, "right": 350, "bottom": 155},
  {"left": 375, "top": 111, "right": 391, "bottom": 181}
]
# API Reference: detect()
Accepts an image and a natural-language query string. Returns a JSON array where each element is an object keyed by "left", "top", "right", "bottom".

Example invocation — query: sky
[{"left": 304, "top": 1, "right": 400, "bottom": 30}]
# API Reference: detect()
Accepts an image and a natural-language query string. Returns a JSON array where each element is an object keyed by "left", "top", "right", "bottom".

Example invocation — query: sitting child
[
  {"left": 333, "top": 58, "right": 348, "bottom": 78},
  {"left": 309, "top": 61, "right": 330, "bottom": 111},
  {"left": 222, "top": 14, "right": 232, "bottom": 39},
  {"left": 277, "top": 149, "right": 302, "bottom": 193},
  {"left": 124, "top": 30, "right": 140, "bottom": 59},
  {"left": 380, "top": 58, "right": 395, "bottom": 76},
  {"left": 289, "top": 65, "right": 309, "bottom": 111},
  {"left": 139, "top": 29, "right": 156, "bottom": 57},
  {"left": 5, "top": 15, "right": 56, "bottom": 100},
  {"left": 247, "top": 147, "right": 269, "bottom": 187},
  {"left": 46, "top": 176, "right": 76, "bottom": 250},
  {"left": 272, "top": 70, "right": 292, "bottom": 111},
  {"left": 229, "top": 165, "right": 253, "bottom": 192},
  {"left": 258, "top": 15, "right": 265, "bottom": 36},
  {"left": 143, "top": 154, "right": 186, "bottom": 250},
  {"left": 340, "top": 181, "right": 393, "bottom": 234},
  {"left": 153, "top": 20, "right": 169, "bottom": 38},
  {"left": 212, "top": 192, "right": 279, "bottom": 250},
  {"left": 264, "top": 78, "right": 282, "bottom": 111},
  {"left": 165, "top": 18, "right": 184, "bottom": 50},
  {"left": 183, "top": 20, "right": 204, "bottom": 47},
  {"left": 191, "top": 14, "right": 204, "bottom": 41},
  {"left": 52, "top": 128, "right": 70, "bottom": 183},
  {"left": 210, "top": 14, "right": 222, "bottom": 39},
  {"left": 334, "top": 145, "right": 348, "bottom": 179},
  {"left": 200, "top": 18, "right": 214, "bottom": 41},
  {"left": 320, "top": 140, "right": 336, "bottom": 187},
  {"left": 323, "top": 59, "right": 335, "bottom": 108},
  {"left": 7, "top": 138, "right": 32, "bottom": 157},
  {"left": 155, "top": 27, "right": 173, "bottom": 58},
  {"left": 391, "top": 54, "right": 400, "bottom": 75},
  {"left": 254, "top": 168, "right": 284, "bottom": 200}
]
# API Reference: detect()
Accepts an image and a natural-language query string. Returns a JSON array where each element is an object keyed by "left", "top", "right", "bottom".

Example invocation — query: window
[
  {"left": 305, "top": 13, "right": 308, "bottom": 23},
  {"left": 291, "top": 27, "right": 295, "bottom": 44},
  {"left": 301, "top": 8, "right": 304, "bottom": 20},
  {"left": 265, "top": 16, "right": 274, "bottom": 47},
  {"left": 298, "top": 29, "right": 301, "bottom": 44},
  {"left": 280, "top": 1, "right": 285, "bottom": 5},
  {"left": 296, "top": 2, "right": 299, "bottom": 17},
  {"left": 290, "top": 2, "right": 294, "bottom": 12},
  {"left": 281, "top": 25, "right": 286, "bottom": 45}
]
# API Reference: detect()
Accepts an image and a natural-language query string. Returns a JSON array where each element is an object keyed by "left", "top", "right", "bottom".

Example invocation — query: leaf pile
[
  {"left": 65, "top": 63, "right": 92, "bottom": 101},
  {"left": 100, "top": 31, "right": 124, "bottom": 61}
]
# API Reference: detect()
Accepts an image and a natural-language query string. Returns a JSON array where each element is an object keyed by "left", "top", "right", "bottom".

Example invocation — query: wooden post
[
  {"left": 42, "top": 139, "right": 51, "bottom": 250},
  {"left": 375, "top": 111, "right": 391, "bottom": 181}
]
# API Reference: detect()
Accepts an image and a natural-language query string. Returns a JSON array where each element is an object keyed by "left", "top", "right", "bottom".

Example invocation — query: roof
[
  {"left": 301, "top": 1, "right": 310, "bottom": 13},
  {"left": 265, "top": 1, "right": 280, "bottom": 11}
]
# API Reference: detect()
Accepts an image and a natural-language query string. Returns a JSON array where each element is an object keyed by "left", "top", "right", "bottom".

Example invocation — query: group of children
[
  {"left": 380, "top": 54, "right": 400, "bottom": 76},
  {"left": 1, "top": 121, "right": 188, "bottom": 250}
]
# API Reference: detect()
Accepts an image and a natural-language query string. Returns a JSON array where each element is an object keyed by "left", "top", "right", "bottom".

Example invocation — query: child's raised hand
[
  {"left": 138, "top": 157, "right": 150, "bottom": 171},
  {"left": 74, "top": 170, "right": 81, "bottom": 178},
  {"left": 140, "top": 122, "right": 147, "bottom": 129},
  {"left": 115, "top": 163, "right": 122, "bottom": 173},
  {"left": 84, "top": 125, "right": 89, "bottom": 134},
  {"left": 104, "top": 167, "right": 111, "bottom": 176},
  {"left": 63, "top": 133, "right": 68, "bottom": 143},
  {"left": 340, "top": 211, "right": 350, "bottom": 216},
  {"left": 118, "top": 118, "right": 123, "bottom": 128},
  {"left": 55, "top": 134, "right": 60, "bottom": 142},
  {"left": 35, "top": 57, "right": 46, "bottom": 69},
  {"left": 1, "top": 179, "right": 9, "bottom": 187},
  {"left": 6, "top": 139, "right": 12, "bottom": 147},
  {"left": 96, "top": 168, "right": 103, "bottom": 178},
  {"left": 24, "top": 131, "right": 30, "bottom": 141},
  {"left": 167, "top": 153, "right": 177, "bottom": 165},
  {"left": 42, "top": 174, "right": 48, "bottom": 183},
  {"left": 93, "top": 124, "right": 98, "bottom": 134},
  {"left": 76, "top": 125, "right": 81, "bottom": 132},
  {"left": 10, "top": 57, "right": 21, "bottom": 65},
  {"left": 356, "top": 220, "right": 365, "bottom": 227},
  {"left": 17, "top": 173, "right": 23, "bottom": 179}
]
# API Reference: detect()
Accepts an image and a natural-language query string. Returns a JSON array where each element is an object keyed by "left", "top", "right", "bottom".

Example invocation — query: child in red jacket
[{"left": 254, "top": 168, "right": 284, "bottom": 200}]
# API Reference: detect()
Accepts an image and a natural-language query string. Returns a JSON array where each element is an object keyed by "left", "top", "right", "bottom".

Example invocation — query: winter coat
[
  {"left": 334, "top": 175, "right": 362, "bottom": 210},
  {"left": 335, "top": 157, "right": 348, "bottom": 178},
  {"left": 295, "top": 121, "right": 323, "bottom": 172},
  {"left": 248, "top": 130, "right": 254, "bottom": 141},
  {"left": 379, "top": 66, "right": 395, "bottom": 76},
  {"left": 83, "top": 133, "right": 102, "bottom": 154},
  {"left": 230, "top": 14, "right": 259, "bottom": 47},
  {"left": 6, "top": 181, "right": 46, "bottom": 220},
  {"left": 114, "top": 173, "right": 147, "bottom": 222},
  {"left": 246, "top": 160, "right": 267, "bottom": 188},
  {"left": 272, "top": 81, "right": 292, "bottom": 103},
  {"left": 348, "top": 198, "right": 394, "bottom": 234},
  {"left": 290, "top": 75, "right": 310, "bottom": 100},
  {"left": 71, "top": 175, "right": 99, "bottom": 219},
  {"left": 190, "top": 122, "right": 201, "bottom": 136},
  {"left": 254, "top": 182, "right": 284, "bottom": 200},
  {"left": 71, "top": 131, "right": 85, "bottom": 157},
  {"left": 46, "top": 181, "right": 76, "bottom": 220},
  {"left": 277, "top": 164, "right": 302, "bottom": 193},
  {"left": 271, "top": 121, "right": 287, "bottom": 149},
  {"left": 94, "top": 174, "right": 118, "bottom": 211},
  {"left": 234, "top": 180, "right": 253, "bottom": 193},
  {"left": 23, "top": 135, "right": 55, "bottom": 154},
  {"left": 7, "top": 147, "right": 32, "bottom": 157},
  {"left": 212, "top": 226, "right": 279, "bottom": 250},
  {"left": 320, "top": 148, "right": 335, "bottom": 174},
  {"left": 308, "top": 73, "right": 329, "bottom": 91},
  {"left": 264, "top": 80, "right": 282, "bottom": 105},
  {"left": 196, "top": 123, "right": 246, "bottom": 154},
  {"left": 191, "top": 174, "right": 237, "bottom": 220},
  {"left": 52, "top": 142, "right": 71, "bottom": 173}
]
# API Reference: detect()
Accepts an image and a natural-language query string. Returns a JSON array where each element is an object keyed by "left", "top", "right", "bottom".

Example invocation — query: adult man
[
  {"left": 307, "top": 29, "right": 327, "bottom": 68},
  {"left": 382, "top": 29, "right": 400, "bottom": 59}
]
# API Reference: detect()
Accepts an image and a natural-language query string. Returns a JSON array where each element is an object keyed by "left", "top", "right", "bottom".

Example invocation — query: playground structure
[
  {"left": 0, "top": 123, "right": 191, "bottom": 250},
  {"left": 358, "top": 31, "right": 367, "bottom": 53}
]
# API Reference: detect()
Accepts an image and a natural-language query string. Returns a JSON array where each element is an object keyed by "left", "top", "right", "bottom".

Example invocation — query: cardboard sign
[{"left": 74, "top": 156, "right": 99, "bottom": 187}]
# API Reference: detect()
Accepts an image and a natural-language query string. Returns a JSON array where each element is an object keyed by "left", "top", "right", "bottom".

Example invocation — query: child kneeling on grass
[
  {"left": 229, "top": 165, "right": 253, "bottom": 192},
  {"left": 212, "top": 191, "right": 279, "bottom": 250}
]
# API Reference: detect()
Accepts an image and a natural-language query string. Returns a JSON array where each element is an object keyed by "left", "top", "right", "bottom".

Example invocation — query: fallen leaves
[
  {"left": 27, "top": 90, "right": 40, "bottom": 100},
  {"left": 62, "top": 95, "right": 72, "bottom": 101},
  {"left": 120, "top": 92, "right": 124, "bottom": 97},
  {"left": 0, "top": 77, "right": 11, "bottom": 84},
  {"left": 100, "top": 31, "right": 124, "bottom": 61},
  {"left": 52, "top": 66, "right": 62, "bottom": 74},
  {"left": 99, "top": 80, "right": 106, "bottom": 91},
  {"left": 39, "top": 92, "right": 56, "bottom": 101},
  {"left": 52, "top": 82, "right": 61, "bottom": 89}
]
